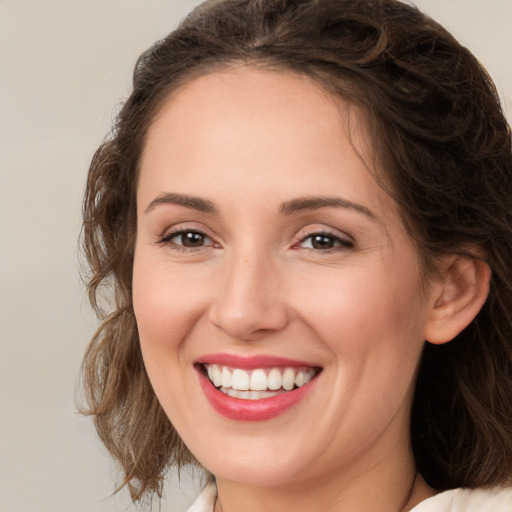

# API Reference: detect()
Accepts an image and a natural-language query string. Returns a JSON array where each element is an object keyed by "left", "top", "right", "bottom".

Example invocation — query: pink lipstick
[{"left": 195, "top": 354, "right": 321, "bottom": 421}]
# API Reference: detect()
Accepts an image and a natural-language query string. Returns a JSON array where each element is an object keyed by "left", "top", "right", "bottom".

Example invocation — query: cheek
[
  {"left": 133, "top": 275, "right": 177, "bottom": 353},
  {"left": 132, "top": 256, "right": 208, "bottom": 353},
  {"left": 313, "top": 274, "right": 426, "bottom": 404},
  {"left": 132, "top": 258, "right": 204, "bottom": 423},
  {"left": 301, "top": 267, "right": 425, "bottom": 342},
  {"left": 296, "top": 262, "right": 428, "bottom": 398}
]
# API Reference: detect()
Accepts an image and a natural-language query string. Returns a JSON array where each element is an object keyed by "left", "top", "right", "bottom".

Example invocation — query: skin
[{"left": 133, "top": 67, "right": 457, "bottom": 511}]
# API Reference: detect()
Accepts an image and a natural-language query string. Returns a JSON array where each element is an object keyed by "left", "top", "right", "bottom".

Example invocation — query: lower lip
[{"left": 197, "top": 369, "right": 318, "bottom": 421}]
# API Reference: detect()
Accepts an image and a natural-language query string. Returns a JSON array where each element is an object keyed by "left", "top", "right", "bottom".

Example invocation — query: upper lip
[{"left": 196, "top": 353, "right": 322, "bottom": 370}]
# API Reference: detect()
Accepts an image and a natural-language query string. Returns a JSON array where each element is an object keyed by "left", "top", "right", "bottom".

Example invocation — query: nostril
[{"left": 209, "top": 299, "right": 290, "bottom": 341}]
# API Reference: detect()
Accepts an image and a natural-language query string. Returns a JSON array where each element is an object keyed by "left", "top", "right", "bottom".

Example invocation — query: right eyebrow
[
  {"left": 144, "top": 192, "right": 217, "bottom": 215},
  {"left": 280, "top": 196, "right": 378, "bottom": 222}
]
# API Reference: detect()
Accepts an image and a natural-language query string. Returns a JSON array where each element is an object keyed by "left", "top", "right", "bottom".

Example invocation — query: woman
[{"left": 80, "top": 0, "right": 512, "bottom": 510}]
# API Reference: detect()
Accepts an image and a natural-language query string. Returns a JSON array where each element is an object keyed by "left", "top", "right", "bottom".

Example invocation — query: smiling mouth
[{"left": 199, "top": 364, "right": 322, "bottom": 401}]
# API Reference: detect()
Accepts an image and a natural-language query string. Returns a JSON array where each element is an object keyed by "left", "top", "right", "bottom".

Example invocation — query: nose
[{"left": 208, "top": 251, "right": 289, "bottom": 341}]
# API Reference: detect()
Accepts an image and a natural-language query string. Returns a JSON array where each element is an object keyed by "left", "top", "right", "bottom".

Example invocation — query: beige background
[{"left": 0, "top": 1, "right": 510, "bottom": 511}]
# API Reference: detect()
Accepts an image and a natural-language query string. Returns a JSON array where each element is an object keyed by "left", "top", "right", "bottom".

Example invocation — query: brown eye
[
  {"left": 181, "top": 231, "right": 206, "bottom": 247},
  {"left": 160, "top": 229, "right": 214, "bottom": 249},
  {"left": 311, "top": 234, "right": 335, "bottom": 249},
  {"left": 299, "top": 232, "right": 353, "bottom": 251}
]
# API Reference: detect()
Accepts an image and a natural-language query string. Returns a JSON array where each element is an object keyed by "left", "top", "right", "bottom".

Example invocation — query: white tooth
[
  {"left": 303, "top": 369, "right": 314, "bottom": 384},
  {"left": 295, "top": 371, "right": 305, "bottom": 387},
  {"left": 232, "top": 369, "right": 250, "bottom": 390},
  {"left": 267, "top": 368, "right": 282, "bottom": 390},
  {"left": 207, "top": 365, "right": 214, "bottom": 382},
  {"left": 253, "top": 390, "right": 272, "bottom": 399},
  {"left": 282, "top": 367, "right": 295, "bottom": 391},
  {"left": 221, "top": 388, "right": 281, "bottom": 400},
  {"left": 221, "top": 367, "right": 232, "bottom": 388},
  {"left": 250, "top": 369, "right": 268, "bottom": 391},
  {"left": 212, "top": 365, "right": 222, "bottom": 387}
]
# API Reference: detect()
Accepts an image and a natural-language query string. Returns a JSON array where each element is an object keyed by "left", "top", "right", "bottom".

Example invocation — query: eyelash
[
  {"left": 157, "top": 228, "right": 353, "bottom": 253},
  {"left": 294, "top": 230, "right": 354, "bottom": 252},
  {"left": 157, "top": 229, "right": 216, "bottom": 252}
]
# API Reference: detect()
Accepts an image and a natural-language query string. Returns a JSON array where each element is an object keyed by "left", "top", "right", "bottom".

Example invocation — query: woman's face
[{"left": 133, "top": 68, "right": 435, "bottom": 487}]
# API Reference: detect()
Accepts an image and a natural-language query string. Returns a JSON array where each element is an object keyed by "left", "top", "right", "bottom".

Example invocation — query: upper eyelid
[
  {"left": 156, "top": 228, "right": 218, "bottom": 253},
  {"left": 162, "top": 226, "right": 207, "bottom": 237},
  {"left": 154, "top": 222, "right": 353, "bottom": 247},
  {"left": 160, "top": 228, "right": 209, "bottom": 241},
  {"left": 295, "top": 226, "right": 354, "bottom": 243},
  {"left": 296, "top": 234, "right": 354, "bottom": 250},
  {"left": 159, "top": 227, "right": 214, "bottom": 245},
  {"left": 158, "top": 221, "right": 216, "bottom": 239}
]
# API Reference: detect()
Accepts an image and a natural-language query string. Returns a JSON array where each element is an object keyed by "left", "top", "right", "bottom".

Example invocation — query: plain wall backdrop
[{"left": 0, "top": 1, "right": 510, "bottom": 511}]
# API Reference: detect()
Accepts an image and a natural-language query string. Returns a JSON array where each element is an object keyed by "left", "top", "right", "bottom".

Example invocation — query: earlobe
[{"left": 424, "top": 255, "right": 491, "bottom": 345}]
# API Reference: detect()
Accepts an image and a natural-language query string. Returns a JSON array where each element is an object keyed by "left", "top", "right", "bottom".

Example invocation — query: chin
[
  {"left": 206, "top": 457, "right": 304, "bottom": 488},
  {"left": 184, "top": 431, "right": 319, "bottom": 488}
]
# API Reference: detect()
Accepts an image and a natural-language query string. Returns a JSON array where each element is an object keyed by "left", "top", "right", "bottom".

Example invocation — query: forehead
[
  {"left": 138, "top": 67, "right": 397, "bottom": 222},
  {"left": 145, "top": 67, "right": 353, "bottom": 158}
]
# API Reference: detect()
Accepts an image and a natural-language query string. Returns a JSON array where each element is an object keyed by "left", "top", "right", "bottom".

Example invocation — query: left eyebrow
[
  {"left": 144, "top": 192, "right": 217, "bottom": 214},
  {"left": 280, "top": 196, "right": 378, "bottom": 222}
]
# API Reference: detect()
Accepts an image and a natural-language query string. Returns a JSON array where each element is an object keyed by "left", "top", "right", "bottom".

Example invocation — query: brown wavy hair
[{"left": 80, "top": 0, "right": 512, "bottom": 502}]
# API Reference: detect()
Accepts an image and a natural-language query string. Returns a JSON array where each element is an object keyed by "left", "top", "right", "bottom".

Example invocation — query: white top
[{"left": 186, "top": 483, "right": 512, "bottom": 511}]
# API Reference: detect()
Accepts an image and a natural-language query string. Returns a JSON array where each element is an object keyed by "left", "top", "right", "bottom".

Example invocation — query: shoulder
[
  {"left": 411, "top": 486, "right": 512, "bottom": 512},
  {"left": 186, "top": 482, "right": 217, "bottom": 512}
]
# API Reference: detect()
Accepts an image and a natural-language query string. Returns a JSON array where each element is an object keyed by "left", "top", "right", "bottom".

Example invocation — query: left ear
[{"left": 424, "top": 253, "right": 491, "bottom": 345}]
